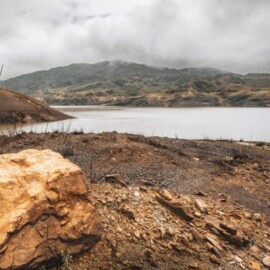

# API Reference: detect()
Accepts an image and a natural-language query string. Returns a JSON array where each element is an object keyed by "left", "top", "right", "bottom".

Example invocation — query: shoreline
[
  {"left": 51, "top": 104, "right": 270, "bottom": 109},
  {"left": 1, "top": 127, "right": 270, "bottom": 145}
]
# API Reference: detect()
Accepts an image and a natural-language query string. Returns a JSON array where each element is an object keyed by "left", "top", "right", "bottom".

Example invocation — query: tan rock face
[{"left": 0, "top": 149, "right": 101, "bottom": 269}]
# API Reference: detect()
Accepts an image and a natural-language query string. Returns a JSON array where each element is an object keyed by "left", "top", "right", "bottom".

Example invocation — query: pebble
[
  {"left": 134, "top": 230, "right": 141, "bottom": 239},
  {"left": 195, "top": 198, "right": 208, "bottom": 214},
  {"left": 262, "top": 256, "right": 270, "bottom": 267},
  {"left": 250, "top": 245, "right": 260, "bottom": 254},
  {"left": 116, "top": 227, "right": 123, "bottom": 233},
  {"left": 234, "top": 255, "right": 243, "bottom": 263},
  {"left": 168, "top": 227, "right": 176, "bottom": 235},
  {"left": 253, "top": 213, "right": 262, "bottom": 221},
  {"left": 162, "top": 190, "right": 173, "bottom": 200}
]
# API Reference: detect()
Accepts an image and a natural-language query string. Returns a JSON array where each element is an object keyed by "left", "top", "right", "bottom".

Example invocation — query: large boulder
[{"left": 0, "top": 149, "right": 101, "bottom": 269}]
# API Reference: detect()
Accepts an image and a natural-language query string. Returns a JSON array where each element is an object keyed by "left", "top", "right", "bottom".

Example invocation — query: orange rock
[
  {"left": 0, "top": 149, "right": 101, "bottom": 269},
  {"left": 161, "top": 189, "right": 174, "bottom": 200},
  {"left": 156, "top": 195, "right": 194, "bottom": 221}
]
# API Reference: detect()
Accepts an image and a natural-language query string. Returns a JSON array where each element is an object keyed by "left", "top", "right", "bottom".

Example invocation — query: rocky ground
[{"left": 0, "top": 132, "right": 269, "bottom": 269}]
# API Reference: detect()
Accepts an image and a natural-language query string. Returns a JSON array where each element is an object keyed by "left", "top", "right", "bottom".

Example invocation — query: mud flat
[{"left": 0, "top": 132, "right": 269, "bottom": 269}]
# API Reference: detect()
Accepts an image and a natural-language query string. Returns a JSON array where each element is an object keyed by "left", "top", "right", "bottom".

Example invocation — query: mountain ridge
[{"left": 1, "top": 61, "right": 270, "bottom": 107}]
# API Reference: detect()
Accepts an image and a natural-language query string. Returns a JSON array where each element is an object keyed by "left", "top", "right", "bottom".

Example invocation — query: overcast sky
[{"left": 1, "top": 0, "right": 270, "bottom": 79}]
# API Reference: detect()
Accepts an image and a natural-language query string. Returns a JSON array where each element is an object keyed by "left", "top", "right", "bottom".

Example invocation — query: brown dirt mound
[{"left": 0, "top": 88, "right": 71, "bottom": 124}]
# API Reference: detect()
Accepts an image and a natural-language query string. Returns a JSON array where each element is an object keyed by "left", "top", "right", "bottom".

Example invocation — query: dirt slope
[{"left": 0, "top": 88, "right": 71, "bottom": 124}]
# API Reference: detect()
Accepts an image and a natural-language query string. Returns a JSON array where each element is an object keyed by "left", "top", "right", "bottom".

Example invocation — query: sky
[{"left": 1, "top": 0, "right": 270, "bottom": 79}]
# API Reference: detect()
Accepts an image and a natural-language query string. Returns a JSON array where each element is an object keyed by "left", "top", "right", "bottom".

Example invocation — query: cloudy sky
[{"left": 0, "top": 0, "right": 270, "bottom": 79}]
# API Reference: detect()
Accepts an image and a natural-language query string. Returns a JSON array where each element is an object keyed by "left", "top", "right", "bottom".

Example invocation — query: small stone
[
  {"left": 195, "top": 191, "right": 208, "bottom": 196},
  {"left": 156, "top": 195, "right": 194, "bottom": 221},
  {"left": 262, "top": 243, "right": 270, "bottom": 252},
  {"left": 187, "top": 233, "right": 193, "bottom": 241},
  {"left": 250, "top": 245, "right": 260, "bottom": 254},
  {"left": 160, "top": 227, "right": 166, "bottom": 236},
  {"left": 188, "top": 262, "right": 199, "bottom": 269},
  {"left": 239, "top": 263, "right": 245, "bottom": 269},
  {"left": 116, "top": 227, "right": 123, "bottom": 233},
  {"left": 192, "top": 230, "right": 204, "bottom": 242},
  {"left": 107, "top": 197, "right": 113, "bottom": 203},
  {"left": 58, "top": 207, "right": 69, "bottom": 217},
  {"left": 262, "top": 256, "right": 270, "bottom": 267},
  {"left": 209, "top": 254, "right": 220, "bottom": 265},
  {"left": 139, "top": 186, "right": 148, "bottom": 192},
  {"left": 217, "top": 193, "right": 227, "bottom": 202},
  {"left": 220, "top": 222, "right": 237, "bottom": 235},
  {"left": 46, "top": 190, "right": 59, "bottom": 204},
  {"left": 162, "top": 190, "right": 173, "bottom": 200},
  {"left": 234, "top": 255, "right": 243, "bottom": 263},
  {"left": 204, "top": 215, "right": 221, "bottom": 232},
  {"left": 194, "top": 211, "right": 202, "bottom": 217},
  {"left": 168, "top": 227, "right": 176, "bottom": 235},
  {"left": 244, "top": 212, "right": 252, "bottom": 218},
  {"left": 134, "top": 230, "right": 141, "bottom": 239},
  {"left": 205, "top": 234, "right": 223, "bottom": 251},
  {"left": 111, "top": 157, "right": 116, "bottom": 162},
  {"left": 105, "top": 174, "right": 128, "bottom": 187},
  {"left": 134, "top": 191, "right": 140, "bottom": 197},
  {"left": 157, "top": 189, "right": 174, "bottom": 200},
  {"left": 195, "top": 199, "right": 208, "bottom": 214},
  {"left": 181, "top": 235, "right": 190, "bottom": 246},
  {"left": 139, "top": 180, "right": 154, "bottom": 186},
  {"left": 253, "top": 213, "right": 262, "bottom": 221}
]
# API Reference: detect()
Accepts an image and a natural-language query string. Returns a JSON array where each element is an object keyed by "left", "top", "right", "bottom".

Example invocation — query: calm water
[{"left": 9, "top": 106, "right": 270, "bottom": 142}]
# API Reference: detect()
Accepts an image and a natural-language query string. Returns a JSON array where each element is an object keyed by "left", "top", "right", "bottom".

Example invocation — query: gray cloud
[{"left": 0, "top": 0, "right": 270, "bottom": 79}]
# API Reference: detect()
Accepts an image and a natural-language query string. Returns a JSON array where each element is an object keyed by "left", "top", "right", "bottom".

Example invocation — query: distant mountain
[
  {"left": 1, "top": 60, "right": 270, "bottom": 107},
  {"left": 0, "top": 88, "right": 71, "bottom": 124}
]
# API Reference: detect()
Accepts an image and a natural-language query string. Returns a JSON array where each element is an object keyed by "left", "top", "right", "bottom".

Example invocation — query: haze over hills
[{"left": 1, "top": 60, "right": 270, "bottom": 107}]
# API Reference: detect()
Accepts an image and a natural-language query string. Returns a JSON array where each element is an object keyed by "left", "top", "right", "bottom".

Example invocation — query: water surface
[{"left": 17, "top": 106, "right": 270, "bottom": 142}]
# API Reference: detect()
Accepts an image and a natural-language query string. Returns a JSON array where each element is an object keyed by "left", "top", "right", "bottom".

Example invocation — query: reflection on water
[{"left": 1, "top": 106, "right": 270, "bottom": 142}]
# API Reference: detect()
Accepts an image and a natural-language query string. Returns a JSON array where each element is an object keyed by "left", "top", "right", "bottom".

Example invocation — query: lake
[{"left": 15, "top": 106, "right": 270, "bottom": 142}]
